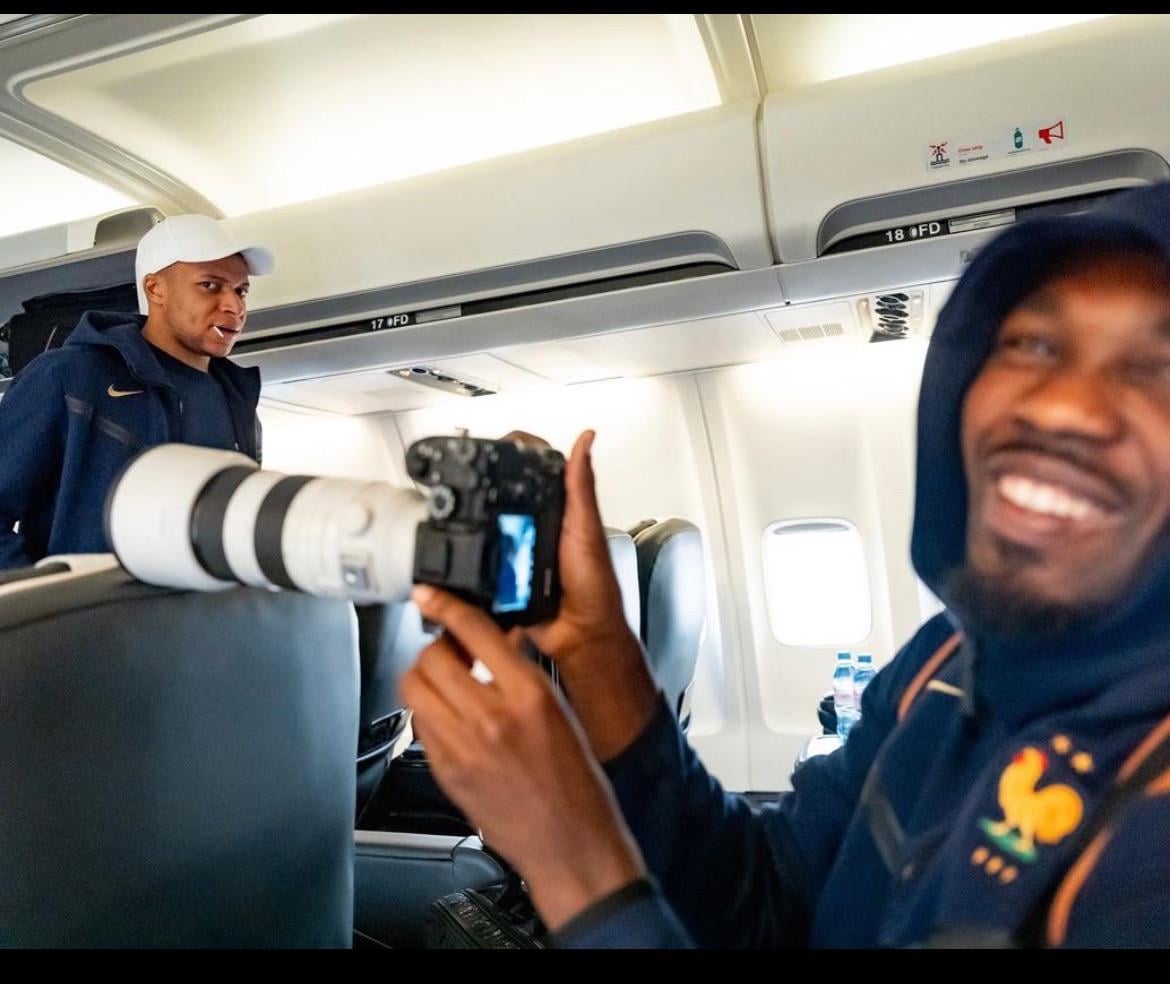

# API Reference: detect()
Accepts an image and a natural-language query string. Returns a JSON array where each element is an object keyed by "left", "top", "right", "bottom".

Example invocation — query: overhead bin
[
  {"left": 5, "top": 13, "right": 771, "bottom": 336},
  {"left": 232, "top": 98, "right": 771, "bottom": 335},
  {"left": 0, "top": 102, "right": 772, "bottom": 370},
  {"left": 776, "top": 153, "right": 1170, "bottom": 307},
  {"left": 816, "top": 150, "right": 1166, "bottom": 258},
  {"left": 0, "top": 206, "right": 158, "bottom": 324},
  {"left": 762, "top": 13, "right": 1170, "bottom": 274},
  {"left": 0, "top": 13, "right": 772, "bottom": 386}
]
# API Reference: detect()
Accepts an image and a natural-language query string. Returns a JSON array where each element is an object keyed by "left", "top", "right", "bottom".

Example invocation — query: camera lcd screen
[{"left": 493, "top": 513, "right": 536, "bottom": 613}]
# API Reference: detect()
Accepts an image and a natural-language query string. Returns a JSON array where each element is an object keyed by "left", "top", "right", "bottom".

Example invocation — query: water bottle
[
  {"left": 853, "top": 652, "right": 876, "bottom": 722},
  {"left": 832, "top": 651, "right": 857, "bottom": 739}
]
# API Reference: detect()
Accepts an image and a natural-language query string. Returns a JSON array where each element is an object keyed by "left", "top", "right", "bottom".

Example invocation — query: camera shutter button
[{"left": 453, "top": 438, "right": 477, "bottom": 463}]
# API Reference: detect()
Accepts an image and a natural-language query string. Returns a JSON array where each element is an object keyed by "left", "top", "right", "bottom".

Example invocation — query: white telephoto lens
[
  {"left": 279, "top": 478, "right": 427, "bottom": 602},
  {"left": 221, "top": 470, "right": 292, "bottom": 589},
  {"left": 108, "top": 444, "right": 256, "bottom": 590}
]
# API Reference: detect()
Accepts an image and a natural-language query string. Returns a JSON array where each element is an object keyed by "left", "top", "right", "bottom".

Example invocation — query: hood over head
[
  {"left": 914, "top": 184, "right": 1170, "bottom": 596},
  {"left": 910, "top": 182, "right": 1170, "bottom": 725}
]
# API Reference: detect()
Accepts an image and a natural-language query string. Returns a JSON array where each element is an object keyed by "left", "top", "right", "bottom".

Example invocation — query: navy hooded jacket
[
  {"left": 558, "top": 183, "right": 1170, "bottom": 948},
  {"left": 0, "top": 311, "right": 261, "bottom": 568}
]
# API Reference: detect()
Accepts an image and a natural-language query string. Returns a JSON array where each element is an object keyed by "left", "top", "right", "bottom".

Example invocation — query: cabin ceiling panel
[{"left": 25, "top": 14, "right": 722, "bottom": 217}]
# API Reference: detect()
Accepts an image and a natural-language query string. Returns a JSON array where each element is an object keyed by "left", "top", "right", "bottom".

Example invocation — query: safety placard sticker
[{"left": 927, "top": 118, "right": 1068, "bottom": 172}]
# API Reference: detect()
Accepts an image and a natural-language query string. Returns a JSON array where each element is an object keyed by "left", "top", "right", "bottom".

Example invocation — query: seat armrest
[{"left": 353, "top": 831, "right": 507, "bottom": 948}]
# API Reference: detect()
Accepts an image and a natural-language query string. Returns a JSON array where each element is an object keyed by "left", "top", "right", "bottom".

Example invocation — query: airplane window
[{"left": 762, "top": 519, "right": 871, "bottom": 647}]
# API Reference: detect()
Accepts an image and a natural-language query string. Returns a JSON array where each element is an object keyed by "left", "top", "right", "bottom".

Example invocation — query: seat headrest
[
  {"left": 604, "top": 527, "right": 641, "bottom": 637},
  {"left": 0, "top": 565, "right": 358, "bottom": 946},
  {"left": 630, "top": 519, "right": 706, "bottom": 723}
]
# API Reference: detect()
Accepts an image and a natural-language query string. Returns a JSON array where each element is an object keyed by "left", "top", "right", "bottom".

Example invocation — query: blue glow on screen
[{"left": 493, "top": 513, "right": 536, "bottom": 613}]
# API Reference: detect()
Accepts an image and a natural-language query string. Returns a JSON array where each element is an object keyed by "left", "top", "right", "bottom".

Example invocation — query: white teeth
[{"left": 997, "top": 474, "right": 1104, "bottom": 522}]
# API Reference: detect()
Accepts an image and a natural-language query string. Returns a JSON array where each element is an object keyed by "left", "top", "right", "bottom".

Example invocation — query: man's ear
[{"left": 143, "top": 271, "right": 167, "bottom": 309}]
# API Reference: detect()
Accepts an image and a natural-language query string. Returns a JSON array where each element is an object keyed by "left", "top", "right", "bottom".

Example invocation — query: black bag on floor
[
  {"left": 5, "top": 282, "right": 137, "bottom": 375},
  {"left": 426, "top": 872, "right": 548, "bottom": 949}
]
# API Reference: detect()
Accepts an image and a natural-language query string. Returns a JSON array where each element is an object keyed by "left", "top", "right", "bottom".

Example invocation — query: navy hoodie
[
  {"left": 0, "top": 311, "right": 261, "bottom": 568},
  {"left": 559, "top": 183, "right": 1170, "bottom": 948}
]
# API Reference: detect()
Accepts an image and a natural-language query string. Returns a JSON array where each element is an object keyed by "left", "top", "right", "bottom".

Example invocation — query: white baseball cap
[{"left": 135, "top": 214, "right": 276, "bottom": 314}]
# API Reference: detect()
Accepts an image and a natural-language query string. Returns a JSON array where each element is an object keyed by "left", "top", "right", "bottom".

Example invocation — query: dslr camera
[
  {"left": 408, "top": 434, "right": 565, "bottom": 627},
  {"left": 105, "top": 434, "right": 565, "bottom": 627}
]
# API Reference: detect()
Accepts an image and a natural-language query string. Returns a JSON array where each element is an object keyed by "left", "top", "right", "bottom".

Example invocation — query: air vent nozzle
[{"left": 858, "top": 290, "right": 925, "bottom": 342}]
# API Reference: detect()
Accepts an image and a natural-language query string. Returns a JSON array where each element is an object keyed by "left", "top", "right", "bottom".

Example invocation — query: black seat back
[
  {"left": 354, "top": 601, "right": 436, "bottom": 817},
  {"left": 0, "top": 564, "right": 358, "bottom": 947}
]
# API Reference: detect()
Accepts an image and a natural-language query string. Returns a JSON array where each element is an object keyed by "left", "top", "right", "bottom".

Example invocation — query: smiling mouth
[
  {"left": 985, "top": 470, "right": 1124, "bottom": 550},
  {"left": 997, "top": 474, "right": 1107, "bottom": 522}
]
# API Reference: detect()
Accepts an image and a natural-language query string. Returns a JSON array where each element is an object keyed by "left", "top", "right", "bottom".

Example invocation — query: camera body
[{"left": 408, "top": 435, "right": 565, "bottom": 627}]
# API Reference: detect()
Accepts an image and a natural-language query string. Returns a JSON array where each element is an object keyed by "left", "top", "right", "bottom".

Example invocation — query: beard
[{"left": 942, "top": 547, "right": 1111, "bottom": 639}]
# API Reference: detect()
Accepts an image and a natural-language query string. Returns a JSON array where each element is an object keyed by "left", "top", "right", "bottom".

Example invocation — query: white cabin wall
[
  {"left": 257, "top": 403, "right": 409, "bottom": 485},
  {"left": 695, "top": 340, "right": 927, "bottom": 790},
  {"left": 381, "top": 374, "right": 752, "bottom": 790},
  {"left": 257, "top": 335, "right": 929, "bottom": 795},
  {"left": 863, "top": 342, "right": 933, "bottom": 647}
]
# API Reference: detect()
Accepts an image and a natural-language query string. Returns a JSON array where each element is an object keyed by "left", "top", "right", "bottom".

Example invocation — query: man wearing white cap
[{"left": 0, "top": 214, "right": 275, "bottom": 568}]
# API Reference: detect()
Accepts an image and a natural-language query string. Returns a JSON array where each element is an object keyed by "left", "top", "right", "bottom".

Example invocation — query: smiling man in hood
[
  {"left": 401, "top": 182, "right": 1170, "bottom": 948},
  {"left": 0, "top": 214, "right": 274, "bottom": 568}
]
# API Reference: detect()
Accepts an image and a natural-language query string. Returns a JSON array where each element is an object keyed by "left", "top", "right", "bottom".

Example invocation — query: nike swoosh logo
[{"left": 107, "top": 384, "right": 144, "bottom": 398}]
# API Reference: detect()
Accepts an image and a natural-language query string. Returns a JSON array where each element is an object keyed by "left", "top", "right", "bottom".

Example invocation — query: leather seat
[
  {"left": 605, "top": 526, "right": 642, "bottom": 637},
  {"left": 0, "top": 559, "right": 358, "bottom": 947},
  {"left": 627, "top": 519, "right": 706, "bottom": 730},
  {"left": 354, "top": 601, "right": 435, "bottom": 819}
]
